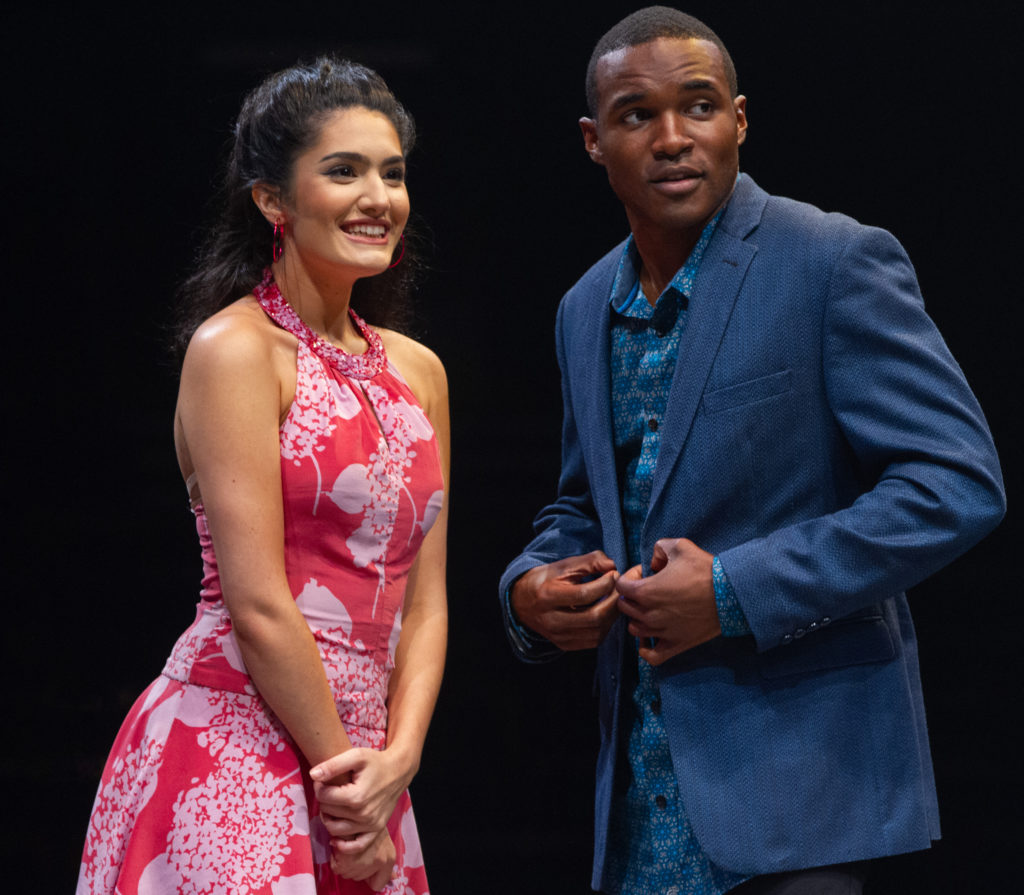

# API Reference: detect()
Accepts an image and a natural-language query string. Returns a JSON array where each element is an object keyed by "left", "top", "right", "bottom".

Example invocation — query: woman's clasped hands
[{"left": 310, "top": 747, "right": 414, "bottom": 891}]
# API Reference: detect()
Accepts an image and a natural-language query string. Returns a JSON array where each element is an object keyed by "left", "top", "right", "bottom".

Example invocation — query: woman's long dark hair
[{"left": 173, "top": 56, "right": 419, "bottom": 359}]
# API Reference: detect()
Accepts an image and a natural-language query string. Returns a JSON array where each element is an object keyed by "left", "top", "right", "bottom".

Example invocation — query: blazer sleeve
[
  {"left": 717, "top": 223, "right": 1005, "bottom": 650},
  {"left": 499, "top": 296, "right": 607, "bottom": 662}
]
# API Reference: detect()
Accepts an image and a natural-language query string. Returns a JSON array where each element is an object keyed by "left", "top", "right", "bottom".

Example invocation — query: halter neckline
[{"left": 253, "top": 268, "right": 386, "bottom": 380}]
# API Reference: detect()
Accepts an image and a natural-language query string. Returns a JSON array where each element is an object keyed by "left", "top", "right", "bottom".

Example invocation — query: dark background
[{"left": 6, "top": 1, "right": 1019, "bottom": 892}]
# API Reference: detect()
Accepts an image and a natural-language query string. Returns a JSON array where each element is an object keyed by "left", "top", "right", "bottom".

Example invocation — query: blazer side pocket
[
  {"left": 702, "top": 369, "right": 792, "bottom": 414},
  {"left": 758, "top": 613, "right": 896, "bottom": 680}
]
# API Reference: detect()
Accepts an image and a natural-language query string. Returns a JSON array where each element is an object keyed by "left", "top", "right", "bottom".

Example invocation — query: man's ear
[
  {"left": 733, "top": 95, "right": 748, "bottom": 147},
  {"left": 579, "top": 117, "right": 605, "bottom": 166},
  {"left": 251, "top": 181, "right": 285, "bottom": 225}
]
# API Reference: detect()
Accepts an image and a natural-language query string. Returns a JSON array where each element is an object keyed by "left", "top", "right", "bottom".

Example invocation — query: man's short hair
[{"left": 585, "top": 6, "right": 739, "bottom": 116}]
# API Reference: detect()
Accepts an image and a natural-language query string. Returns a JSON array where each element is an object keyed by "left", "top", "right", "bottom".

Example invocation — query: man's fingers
[
  {"left": 573, "top": 550, "right": 618, "bottom": 574},
  {"left": 612, "top": 564, "right": 645, "bottom": 600},
  {"left": 546, "top": 568, "right": 617, "bottom": 609},
  {"left": 548, "top": 550, "right": 616, "bottom": 580},
  {"left": 592, "top": 590, "right": 621, "bottom": 618},
  {"left": 626, "top": 617, "right": 661, "bottom": 640},
  {"left": 514, "top": 553, "right": 623, "bottom": 649},
  {"left": 546, "top": 593, "right": 621, "bottom": 650},
  {"left": 550, "top": 593, "right": 615, "bottom": 633},
  {"left": 638, "top": 639, "right": 681, "bottom": 667},
  {"left": 649, "top": 537, "right": 692, "bottom": 572},
  {"left": 570, "top": 568, "right": 620, "bottom": 606},
  {"left": 649, "top": 540, "right": 670, "bottom": 572},
  {"left": 617, "top": 596, "right": 645, "bottom": 620}
]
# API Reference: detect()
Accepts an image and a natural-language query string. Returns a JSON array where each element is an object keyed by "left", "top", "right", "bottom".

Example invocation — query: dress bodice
[{"left": 164, "top": 272, "right": 445, "bottom": 740}]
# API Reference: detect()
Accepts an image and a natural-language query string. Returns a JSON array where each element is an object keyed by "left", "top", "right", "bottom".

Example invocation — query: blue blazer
[{"left": 500, "top": 175, "right": 1005, "bottom": 885}]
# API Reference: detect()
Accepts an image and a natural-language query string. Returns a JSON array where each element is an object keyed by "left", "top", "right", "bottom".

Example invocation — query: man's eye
[
  {"left": 689, "top": 101, "right": 713, "bottom": 115},
  {"left": 623, "top": 109, "right": 649, "bottom": 125}
]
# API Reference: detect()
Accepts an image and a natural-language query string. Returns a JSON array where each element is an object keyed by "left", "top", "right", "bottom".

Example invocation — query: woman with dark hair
[{"left": 77, "top": 57, "right": 447, "bottom": 895}]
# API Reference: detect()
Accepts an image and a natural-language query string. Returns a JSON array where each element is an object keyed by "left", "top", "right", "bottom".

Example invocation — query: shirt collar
[{"left": 608, "top": 195, "right": 729, "bottom": 319}]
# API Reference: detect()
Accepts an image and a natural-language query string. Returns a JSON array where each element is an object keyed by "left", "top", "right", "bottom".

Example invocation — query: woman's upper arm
[
  {"left": 381, "top": 330, "right": 450, "bottom": 483},
  {"left": 177, "top": 314, "right": 292, "bottom": 615},
  {"left": 383, "top": 333, "right": 450, "bottom": 602}
]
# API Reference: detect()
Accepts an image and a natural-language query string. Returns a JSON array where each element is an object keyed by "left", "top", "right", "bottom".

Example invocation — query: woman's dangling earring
[
  {"left": 389, "top": 233, "right": 406, "bottom": 269},
  {"left": 273, "top": 220, "right": 285, "bottom": 262}
]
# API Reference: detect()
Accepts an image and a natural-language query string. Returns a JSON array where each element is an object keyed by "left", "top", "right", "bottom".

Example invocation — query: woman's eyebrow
[{"left": 318, "top": 151, "right": 405, "bottom": 165}]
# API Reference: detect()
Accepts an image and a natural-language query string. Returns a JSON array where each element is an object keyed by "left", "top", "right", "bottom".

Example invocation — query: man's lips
[
  {"left": 650, "top": 167, "right": 702, "bottom": 195},
  {"left": 651, "top": 165, "right": 702, "bottom": 182}
]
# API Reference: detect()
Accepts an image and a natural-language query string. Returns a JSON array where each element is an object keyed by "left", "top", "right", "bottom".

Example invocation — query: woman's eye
[
  {"left": 328, "top": 165, "right": 355, "bottom": 178},
  {"left": 384, "top": 168, "right": 406, "bottom": 183}
]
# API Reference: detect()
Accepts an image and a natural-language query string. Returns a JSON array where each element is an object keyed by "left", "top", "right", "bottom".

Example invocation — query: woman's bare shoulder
[
  {"left": 184, "top": 296, "right": 292, "bottom": 375},
  {"left": 377, "top": 328, "right": 447, "bottom": 407},
  {"left": 377, "top": 328, "right": 445, "bottom": 377},
  {"left": 175, "top": 297, "right": 295, "bottom": 476}
]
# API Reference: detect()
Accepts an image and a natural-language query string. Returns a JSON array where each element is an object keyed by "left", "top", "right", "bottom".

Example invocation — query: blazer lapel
[
  {"left": 647, "top": 176, "right": 766, "bottom": 515},
  {"left": 573, "top": 268, "right": 628, "bottom": 569}
]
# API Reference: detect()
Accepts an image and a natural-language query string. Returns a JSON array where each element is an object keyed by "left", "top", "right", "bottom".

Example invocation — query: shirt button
[
  {"left": 648, "top": 418, "right": 659, "bottom": 432},
  {"left": 655, "top": 795, "right": 668, "bottom": 809}
]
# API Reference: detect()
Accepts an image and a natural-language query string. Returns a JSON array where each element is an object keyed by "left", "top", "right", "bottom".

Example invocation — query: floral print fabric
[{"left": 78, "top": 274, "right": 443, "bottom": 894}]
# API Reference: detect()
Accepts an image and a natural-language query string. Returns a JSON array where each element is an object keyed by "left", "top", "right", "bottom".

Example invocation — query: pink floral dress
[{"left": 77, "top": 273, "right": 444, "bottom": 895}]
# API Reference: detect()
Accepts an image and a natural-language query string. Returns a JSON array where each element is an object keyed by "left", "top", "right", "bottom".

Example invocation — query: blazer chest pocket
[
  {"left": 702, "top": 369, "right": 792, "bottom": 414},
  {"left": 758, "top": 613, "right": 896, "bottom": 680}
]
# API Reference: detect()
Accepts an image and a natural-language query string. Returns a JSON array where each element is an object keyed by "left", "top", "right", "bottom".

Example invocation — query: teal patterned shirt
[{"left": 604, "top": 213, "right": 750, "bottom": 895}]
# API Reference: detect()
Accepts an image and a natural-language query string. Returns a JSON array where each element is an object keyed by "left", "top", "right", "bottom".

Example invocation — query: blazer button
[
  {"left": 794, "top": 627, "right": 806, "bottom": 639},
  {"left": 821, "top": 617, "right": 832, "bottom": 626},
  {"left": 782, "top": 634, "right": 793, "bottom": 645},
  {"left": 808, "top": 621, "right": 819, "bottom": 632}
]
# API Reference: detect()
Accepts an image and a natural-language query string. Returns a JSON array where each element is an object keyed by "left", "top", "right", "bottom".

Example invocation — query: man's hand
[
  {"left": 511, "top": 551, "right": 620, "bottom": 650},
  {"left": 615, "top": 538, "right": 721, "bottom": 665}
]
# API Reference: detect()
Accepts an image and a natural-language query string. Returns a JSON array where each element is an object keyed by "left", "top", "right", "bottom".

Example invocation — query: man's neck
[
  {"left": 630, "top": 177, "right": 739, "bottom": 302},
  {"left": 634, "top": 230, "right": 700, "bottom": 304}
]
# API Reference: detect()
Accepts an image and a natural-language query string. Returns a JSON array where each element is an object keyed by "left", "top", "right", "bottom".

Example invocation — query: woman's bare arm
[
  {"left": 310, "top": 333, "right": 449, "bottom": 839},
  {"left": 176, "top": 307, "right": 356, "bottom": 767}
]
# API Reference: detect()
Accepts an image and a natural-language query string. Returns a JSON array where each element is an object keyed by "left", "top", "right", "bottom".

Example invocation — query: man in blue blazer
[{"left": 499, "top": 7, "right": 1005, "bottom": 894}]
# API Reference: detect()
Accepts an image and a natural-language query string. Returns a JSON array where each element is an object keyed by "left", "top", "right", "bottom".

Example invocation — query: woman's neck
[{"left": 270, "top": 256, "right": 366, "bottom": 353}]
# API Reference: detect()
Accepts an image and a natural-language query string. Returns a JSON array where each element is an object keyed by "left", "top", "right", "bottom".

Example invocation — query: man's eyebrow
[
  {"left": 607, "top": 78, "right": 722, "bottom": 111},
  {"left": 609, "top": 91, "right": 648, "bottom": 112},
  {"left": 679, "top": 78, "right": 717, "bottom": 92}
]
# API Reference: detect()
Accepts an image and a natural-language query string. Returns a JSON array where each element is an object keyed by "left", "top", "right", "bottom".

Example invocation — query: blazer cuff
[{"left": 501, "top": 578, "right": 562, "bottom": 663}]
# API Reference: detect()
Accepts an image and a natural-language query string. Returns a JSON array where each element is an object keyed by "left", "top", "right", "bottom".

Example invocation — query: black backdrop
[{"left": 6, "top": 2, "right": 1019, "bottom": 892}]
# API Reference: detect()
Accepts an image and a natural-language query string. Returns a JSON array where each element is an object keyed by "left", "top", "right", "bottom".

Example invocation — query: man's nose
[{"left": 652, "top": 113, "right": 693, "bottom": 158}]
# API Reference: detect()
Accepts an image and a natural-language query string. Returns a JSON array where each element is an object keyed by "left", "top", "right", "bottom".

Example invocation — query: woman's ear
[{"left": 251, "top": 182, "right": 285, "bottom": 225}]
